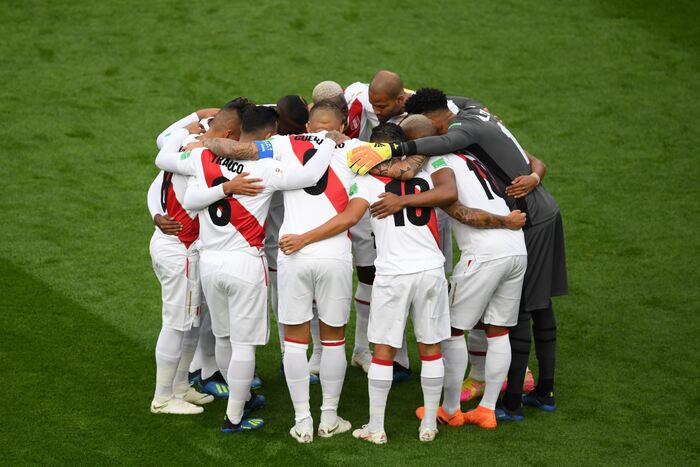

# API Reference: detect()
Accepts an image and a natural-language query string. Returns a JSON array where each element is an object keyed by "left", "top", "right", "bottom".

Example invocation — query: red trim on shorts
[
  {"left": 451, "top": 329, "right": 464, "bottom": 337},
  {"left": 420, "top": 353, "right": 443, "bottom": 362},
  {"left": 321, "top": 340, "right": 346, "bottom": 347},
  {"left": 284, "top": 337, "right": 309, "bottom": 345},
  {"left": 371, "top": 357, "right": 393, "bottom": 366},
  {"left": 354, "top": 297, "right": 370, "bottom": 306},
  {"left": 487, "top": 330, "right": 510, "bottom": 338},
  {"left": 261, "top": 257, "right": 268, "bottom": 287},
  {"left": 468, "top": 351, "right": 487, "bottom": 356}
]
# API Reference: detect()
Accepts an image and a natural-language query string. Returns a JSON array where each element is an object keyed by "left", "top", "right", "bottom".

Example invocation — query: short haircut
[
  {"left": 370, "top": 122, "right": 407, "bottom": 144},
  {"left": 276, "top": 95, "right": 309, "bottom": 135},
  {"left": 312, "top": 81, "right": 343, "bottom": 103},
  {"left": 210, "top": 97, "right": 254, "bottom": 131},
  {"left": 309, "top": 99, "right": 345, "bottom": 122},
  {"left": 241, "top": 105, "right": 279, "bottom": 134},
  {"left": 404, "top": 88, "right": 449, "bottom": 115},
  {"left": 400, "top": 114, "right": 437, "bottom": 139},
  {"left": 222, "top": 97, "right": 255, "bottom": 116}
]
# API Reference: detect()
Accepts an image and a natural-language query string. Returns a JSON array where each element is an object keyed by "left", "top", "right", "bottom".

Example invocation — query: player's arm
[
  {"left": 278, "top": 198, "right": 368, "bottom": 255},
  {"left": 505, "top": 152, "right": 546, "bottom": 199},
  {"left": 147, "top": 172, "right": 182, "bottom": 235},
  {"left": 181, "top": 174, "right": 264, "bottom": 211},
  {"left": 203, "top": 138, "right": 261, "bottom": 161},
  {"left": 369, "top": 155, "right": 427, "bottom": 180},
  {"left": 370, "top": 167, "right": 458, "bottom": 219},
  {"left": 271, "top": 139, "right": 336, "bottom": 190},
  {"left": 154, "top": 129, "right": 199, "bottom": 176},
  {"left": 155, "top": 108, "right": 218, "bottom": 149},
  {"left": 443, "top": 201, "right": 526, "bottom": 230}
]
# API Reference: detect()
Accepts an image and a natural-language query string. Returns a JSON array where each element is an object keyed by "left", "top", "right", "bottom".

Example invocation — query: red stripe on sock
[
  {"left": 284, "top": 337, "right": 309, "bottom": 345},
  {"left": 321, "top": 340, "right": 346, "bottom": 347},
  {"left": 354, "top": 297, "right": 370, "bottom": 305},
  {"left": 451, "top": 329, "right": 465, "bottom": 337},
  {"left": 268, "top": 267, "right": 277, "bottom": 272},
  {"left": 468, "top": 351, "right": 487, "bottom": 356},
  {"left": 420, "top": 353, "right": 443, "bottom": 362},
  {"left": 371, "top": 357, "right": 393, "bottom": 366},
  {"left": 486, "top": 330, "right": 509, "bottom": 338}
]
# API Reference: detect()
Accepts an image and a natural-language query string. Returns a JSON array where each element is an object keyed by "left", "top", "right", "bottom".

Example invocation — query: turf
[{"left": 1, "top": 0, "right": 699, "bottom": 464}]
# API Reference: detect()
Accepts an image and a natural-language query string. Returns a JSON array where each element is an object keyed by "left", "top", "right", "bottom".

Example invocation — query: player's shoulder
[
  {"left": 427, "top": 155, "right": 452, "bottom": 171},
  {"left": 344, "top": 82, "right": 368, "bottom": 101}
]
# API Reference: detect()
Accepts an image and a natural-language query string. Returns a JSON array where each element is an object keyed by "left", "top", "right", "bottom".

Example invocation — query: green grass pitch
[{"left": 1, "top": 0, "right": 699, "bottom": 464}]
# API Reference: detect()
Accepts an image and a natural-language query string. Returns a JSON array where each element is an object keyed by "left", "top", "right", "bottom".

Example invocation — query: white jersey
[
  {"left": 349, "top": 165, "right": 444, "bottom": 275},
  {"left": 277, "top": 137, "right": 363, "bottom": 261},
  {"left": 344, "top": 82, "right": 405, "bottom": 141},
  {"left": 440, "top": 153, "right": 527, "bottom": 261}
]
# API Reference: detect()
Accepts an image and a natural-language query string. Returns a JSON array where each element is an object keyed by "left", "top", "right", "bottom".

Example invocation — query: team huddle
[{"left": 146, "top": 70, "right": 568, "bottom": 444}]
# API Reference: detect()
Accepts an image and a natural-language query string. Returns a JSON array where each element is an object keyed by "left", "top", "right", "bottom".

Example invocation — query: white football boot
[
  {"left": 150, "top": 397, "right": 204, "bottom": 415},
  {"left": 289, "top": 417, "right": 314, "bottom": 444},
  {"left": 183, "top": 387, "right": 215, "bottom": 405},
  {"left": 418, "top": 427, "right": 438, "bottom": 442},
  {"left": 318, "top": 417, "right": 352, "bottom": 438},
  {"left": 352, "top": 425, "right": 387, "bottom": 445}
]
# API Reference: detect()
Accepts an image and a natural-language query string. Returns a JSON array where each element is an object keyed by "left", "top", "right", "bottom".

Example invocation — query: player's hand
[
  {"left": 505, "top": 174, "right": 539, "bottom": 199},
  {"left": 184, "top": 121, "right": 205, "bottom": 135},
  {"left": 183, "top": 140, "right": 204, "bottom": 151},
  {"left": 325, "top": 131, "right": 349, "bottom": 144},
  {"left": 154, "top": 214, "right": 182, "bottom": 235},
  {"left": 222, "top": 172, "right": 264, "bottom": 196},
  {"left": 504, "top": 210, "right": 526, "bottom": 230},
  {"left": 348, "top": 143, "right": 396, "bottom": 175},
  {"left": 369, "top": 192, "right": 405, "bottom": 219},
  {"left": 278, "top": 234, "right": 307, "bottom": 255},
  {"left": 196, "top": 108, "right": 220, "bottom": 119}
]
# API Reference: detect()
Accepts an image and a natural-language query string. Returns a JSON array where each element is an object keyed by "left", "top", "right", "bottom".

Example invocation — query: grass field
[{"left": 2, "top": 0, "right": 699, "bottom": 464}]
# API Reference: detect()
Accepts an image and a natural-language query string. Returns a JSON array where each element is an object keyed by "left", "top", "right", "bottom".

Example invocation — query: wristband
[
  {"left": 530, "top": 172, "right": 541, "bottom": 185},
  {"left": 255, "top": 140, "right": 274, "bottom": 159}
]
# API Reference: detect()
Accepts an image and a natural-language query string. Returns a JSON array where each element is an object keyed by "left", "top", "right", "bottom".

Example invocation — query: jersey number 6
[{"left": 208, "top": 176, "right": 232, "bottom": 226}]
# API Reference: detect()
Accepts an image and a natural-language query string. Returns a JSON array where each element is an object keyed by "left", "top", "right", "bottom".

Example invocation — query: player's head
[
  {"left": 368, "top": 70, "right": 407, "bottom": 123},
  {"left": 404, "top": 87, "right": 453, "bottom": 135},
  {"left": 206, "top": 97, "right": 254, "bottom": 140},
  {"left": 369, "top": 122, "right": 407, "bottom": 144},
  {"left": 307, "top": 100, "right": 345, "bottom": 133},
  {"left": 240, "top": 105, "right": 278, "bottom": 141},
  {"left": 400, "top": 114, "right": 438, "bottom": 140},
  {"left": 311, "top": 80, "right": 349, "bottom": 125},
  {"left": 276, "top": 95, "right": 309, "bottom": 135}
]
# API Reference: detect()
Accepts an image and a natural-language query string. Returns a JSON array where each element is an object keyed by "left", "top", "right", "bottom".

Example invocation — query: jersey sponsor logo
[
  {"left": 431, "top": 157, "right": 447, "bottom": 169},
  {"left": 180, "top": 151, "right": 192, "bottom": 160}
]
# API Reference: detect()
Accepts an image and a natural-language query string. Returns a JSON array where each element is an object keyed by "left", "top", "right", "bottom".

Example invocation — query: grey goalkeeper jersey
[{"left": 402, "top": 108, "right": 559, "bottom": 227}]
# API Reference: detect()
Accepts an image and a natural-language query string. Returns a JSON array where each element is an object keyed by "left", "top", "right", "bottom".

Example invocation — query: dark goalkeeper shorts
[{"left": 521, "top": 211, "right": 568, "bottom": 312}]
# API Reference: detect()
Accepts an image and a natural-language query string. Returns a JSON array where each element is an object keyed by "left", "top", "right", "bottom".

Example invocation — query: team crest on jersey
[
  {"left": 273, "top": 167, "right": 284, "bottom": 178},
  {"left": 350, "top": 116, "right": 360, "bottom": 130}
]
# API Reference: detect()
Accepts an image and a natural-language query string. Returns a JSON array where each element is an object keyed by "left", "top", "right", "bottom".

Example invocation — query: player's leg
[
  {"left": 278, "top": 258, "right": 315, "bottom": 442},
  {"left": 439, "top": 328, "right": 468, "bottom": 420},
  {"left": 222, "top": 253, "right": 268, "bottom": 433},
  {"left": 315, "top": 259, "right": 353, "bottom": 437},
  {"left": 462, "top": 328, "right": 487, "bottom": 401},
  {"left": 191, "top": 305, "right": 229, "bottom": 398},
  {"left": 352, "top": 265, "right": 374, "bottom": 372},
  {"left": 309, "top": 311, "right": 322, "bottom": 376},
  {"left": 524, "top": 300, "right": 557, "bottom": 411}
]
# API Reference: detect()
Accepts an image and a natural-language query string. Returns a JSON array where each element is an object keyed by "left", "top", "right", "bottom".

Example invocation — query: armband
[{"left": 255, "top": 140, "right": 274, "bottom": 159}]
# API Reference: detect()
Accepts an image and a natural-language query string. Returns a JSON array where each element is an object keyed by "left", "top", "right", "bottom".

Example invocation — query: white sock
[
  {"left": 283, "top": 339, "right": 311, "bottom": 425},
  {"left": 395, "top": 334, "right": 410, "bottom": 369},
  {"left": 353, "top": 282, "right": 371, "bottom": 354},
  {"left": 225, "top": 344, "right": 255, "bottom": 424},
  {"left": 441, "top": 334, "right": 467, "bottom": 415},
  {"left": 420, "top": 355, "right": 445, "bottom": 430},
  {"left": 481, "top": 332, "right": 511, "bottom": 410},
  {"left": 154, "top": 327, "right": 184, "bottom": 403},
  {"left": 467, "top": 329, "right": 487, "bottom": 381},
  {"left": 367, "top": 358, "right": 393, "bottom": 433},
  {"left": 214, "top": 336, "right": 232, "bottom": 383},
  {"left": 173, "top": 327, "right": 199, "bottom": 398},
  {"left": 190, "top": 307, "right": 218, "bottom": 379},
  {"left": 320, "top": 339, "right": 347, "bottom": 426},
  {"left": 269, "top": 270, "right": 285, "bottom": 357}
]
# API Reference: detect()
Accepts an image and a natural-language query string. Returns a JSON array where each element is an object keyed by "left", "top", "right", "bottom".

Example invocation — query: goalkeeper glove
[{"left": 347, "top": 142, "right": 403, "bottom": 175}]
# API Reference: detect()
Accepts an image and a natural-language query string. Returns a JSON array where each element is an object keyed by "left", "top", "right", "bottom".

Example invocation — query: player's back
[
  {"left": 350, "top": 172, "right": 444, "bottom": 275},
  {"left": 451, "top": 108, "right": 559, "bottom": 226},
  {"left": 194, "top": 148, "right": 278, "bottom": 253},
  {"left": 276, "top": 136, "right": 361, "bottom": 260},
  {"left": 444, "top": 153, "right": 526, "bottom": 261}
]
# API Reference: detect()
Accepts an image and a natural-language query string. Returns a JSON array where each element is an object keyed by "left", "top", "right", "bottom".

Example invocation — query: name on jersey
[
  {"left": 210, "top": 153, "right": 244, "bottom": 174},
  {"left": 292, "top": 135, "right": 325, "bottom": 145}
]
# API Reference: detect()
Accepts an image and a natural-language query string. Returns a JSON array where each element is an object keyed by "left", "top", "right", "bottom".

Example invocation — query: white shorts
[
  {"left": 150, "top": 234, "right": 201, "bottom": 331},
  {"left": 368, "top": 267, "right": 450, "bottom": 347},
  {"left": 437, "top": 208, "right": 453, "bottom": 274},
  {"left": 449, "top": 255, "right": 527, "bottom": 330},
  {"left": 277, "top": 257, "right": 352, "bottom": 327},
  {"left": 350, "top": 211, "right": 377, "bottom": 267},
  {"left": 199, "top": 250, "right": 269, "bottom": 345}
]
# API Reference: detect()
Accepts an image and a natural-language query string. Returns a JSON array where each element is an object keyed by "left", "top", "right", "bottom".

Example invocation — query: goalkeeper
[{"left": 349, "top": 87, "right": 568, "bottom": 421}]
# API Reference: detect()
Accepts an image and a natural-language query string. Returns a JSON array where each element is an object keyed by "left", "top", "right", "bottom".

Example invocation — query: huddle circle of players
[{"left": 147, "top": 70, "right": 568, "bottom": 444}]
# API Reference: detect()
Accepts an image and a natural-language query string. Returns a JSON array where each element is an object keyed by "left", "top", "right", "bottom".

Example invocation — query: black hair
[
  {"left": 276, "top": 95, "right": 309, "bottom": 135},
  {"left": 404, "top": 88, "right": 449, "bottom": 115},
  {"left": 222, "top": 97, "right": 255, "bottom": 116},
  {"left": 241, "top": 106, "right": 279, "bottom": 134},
  {"left": 370, "top": 122, "right": 407, "bottom": 144},
  {"left": 309, "top": 99, "right": 345, "bottom": 121}
]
